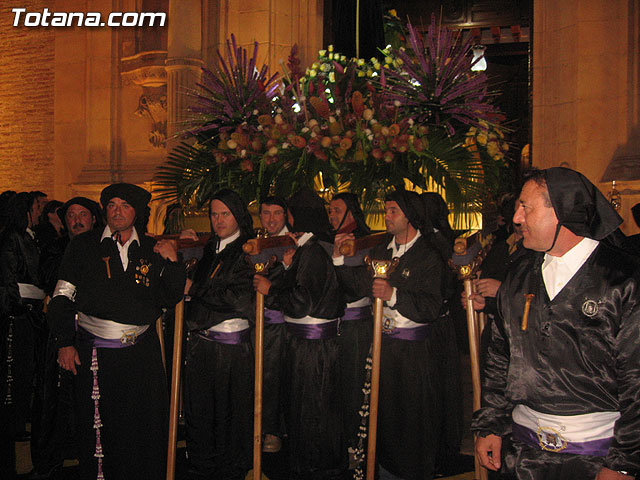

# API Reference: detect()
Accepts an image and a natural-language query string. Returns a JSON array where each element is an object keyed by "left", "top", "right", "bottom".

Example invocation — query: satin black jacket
[
  {"left": 0, "top": 229, "right": 42, "bottom": 315},
  {"left": 268, "top": 236, "right": 345, "bottom": 320},
  {"left": 187, "top": 235, "right": 255, "bottom": 331},
  {"left": 337, "top": 234, "right": 444, "bottom": 323},
  {"left": 472, "top": 243, "right": 640, "bottom": 473},
  {"left": 49, "top": 228, "right": 186, "bottom": 348}
]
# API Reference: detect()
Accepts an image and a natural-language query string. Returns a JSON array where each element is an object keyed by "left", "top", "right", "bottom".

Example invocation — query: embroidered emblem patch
[
  {"left": 401, "top": 268, "right": 410, "bottom": 278},
  {"left": 581, "top": 299, "right": 598, "bottom": 317},
  {"left": 120, "top": 330, "right": 138, "bottom": 346},
  {"left": 135, "top": 259, "right": 152, "bottom": 287},
  {"left": 382, "top": 317, "right": 395, "bottom": 333},
  {"left": 536, "top": 426, "right": 567, "bottom": 452}
]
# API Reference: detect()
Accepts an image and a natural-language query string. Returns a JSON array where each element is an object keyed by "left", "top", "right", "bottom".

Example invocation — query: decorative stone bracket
[{"left": 121, "top": 51, "right": 168, "bottom": 148}]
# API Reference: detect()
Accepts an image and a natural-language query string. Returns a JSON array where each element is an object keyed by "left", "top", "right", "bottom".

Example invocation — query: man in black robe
[
  {"left": 472, "top": 167, "right": 640, "bottom": 479},
  {"left": 0, "top": 192, "right": 47, "bottom": 478},
  {"left": 256, "top": 196, "right": 290, "bottom": 453},
  {"left": 30, "top": 196, "right": 103, "bottom": 479},
  {"left": 48, "top": 183, "right": 186, "bottom": 480},
  {"left": 254, "top": 188, "right": 347, "bottom": 479},
  {"left": 335, "top": 190, "right": 446, "bottom": 480},
  {"left": 184, "top": 189, "right": 255, "bottom": 480},
  {"left": 330, "top": 193, "right": 374, "bottom": 460}
]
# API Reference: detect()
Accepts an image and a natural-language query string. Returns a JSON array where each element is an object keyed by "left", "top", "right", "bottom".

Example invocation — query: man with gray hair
[
  {"left": 48, "top": 183, "right": 186, "bottom": 480},
  {"left": 472, "top": 168, "right": 640, "bottom": 479}
]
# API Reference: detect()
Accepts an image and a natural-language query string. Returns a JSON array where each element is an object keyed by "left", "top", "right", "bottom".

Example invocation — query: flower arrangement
[{"left": 156, "top": 16, "right": 514, "bottom": 220}]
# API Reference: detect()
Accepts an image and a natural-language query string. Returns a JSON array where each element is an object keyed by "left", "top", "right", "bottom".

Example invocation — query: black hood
[
  {"left": 210, "top": 188, "right": 254, "bottom": 240},
  {"left": 331, "top": 192, "right": 371, "bottom": 237},
  {"left": 288, "top": 188, "right": 331, "bottom": 236},
  {"left": 386, "top": 189, "right": 431, "bottom": 235},
  {"left": 543, "top": 167, "right": 622, "bottom": 240}
]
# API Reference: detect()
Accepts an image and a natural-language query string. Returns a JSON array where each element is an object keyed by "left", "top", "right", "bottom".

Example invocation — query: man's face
[
  {"left": 513, "top": 180, "right": 559, "bottom": 251},
  {"left": 384, "top": 201, "right": 410, "bottom": 238},
  {"left": 29, "top": 196, "right": 47, "bottom": 226},
  {"left": 210, "top": 199, "right": 239, "bottom": 239},
  {"left": 106, "top": 197, "right": 136, "bottom": 232},
  {"left": 65, "top": 204, "right": 96, "bottom": 238},
  {"left": 260, "top": 204, "right": 286, "bottom": 236},
  {"left": 328, "top": 198, "right": 354, "bottom": 231}
]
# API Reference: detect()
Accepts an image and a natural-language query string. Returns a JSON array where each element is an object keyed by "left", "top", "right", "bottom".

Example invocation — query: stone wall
[{"left": 0, "top": 0, "right": 55, "bottom": 194}]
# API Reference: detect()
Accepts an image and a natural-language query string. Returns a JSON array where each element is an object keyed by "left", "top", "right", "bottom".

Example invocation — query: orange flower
[
  {"left": 241, "top": 159, "right": 254, "bottom": 172},
  {"left": 258, "top": 115, "right": 273, "bottom": 126},
  {"left": 388, "top": 124, "right": 401, "bottom": 136},
  {"left": 290, "top": 136, "right": 307, "bottom": 148},
  {"left": 340, "top": 138, "right": 353, "bottom": 150}
]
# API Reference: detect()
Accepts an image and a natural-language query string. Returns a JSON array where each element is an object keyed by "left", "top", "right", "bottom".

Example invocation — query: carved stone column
[{"left": 166, "top": 0, "right": 204, "bottom": 148}]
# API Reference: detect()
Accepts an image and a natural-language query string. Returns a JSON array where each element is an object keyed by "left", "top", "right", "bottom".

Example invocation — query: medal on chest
[{"left": 135, "top": 259, "right": 152, "bottom": 286}]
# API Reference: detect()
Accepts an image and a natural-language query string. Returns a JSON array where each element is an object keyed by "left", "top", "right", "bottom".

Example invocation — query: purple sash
[
  {"left": 286, "top": 320, "right": 338, "bottom": 340},
  {"left": 198, "top": 328, "right": 250, "bottom": 345},
  {"left": 264, "top": 308, "right": 285, "bottom": 325},
  {"left": 512, "top": 422, "right": 612, "bottom": 457},
  {"left": 341, "top": 306, "right": 372, "bottom": 321},
  {"left": 77, "top": 326, "right": 149, "bottom": 349},
  {"left": 383, "top": 324, "right": 430, "bottom": 341}
]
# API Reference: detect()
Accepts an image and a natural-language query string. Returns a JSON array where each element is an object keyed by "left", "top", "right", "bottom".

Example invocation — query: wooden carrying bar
[{"left": 338, "top": 232, "right": 387, "bottom": 256}]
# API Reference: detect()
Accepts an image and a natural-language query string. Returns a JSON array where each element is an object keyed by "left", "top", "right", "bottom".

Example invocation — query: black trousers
[
  {"left": 75, "top": 328, "right": 168, "bottom": 480},
  {"left": 337, "top": 317, "right": 372, "bottom": 449},
  {"left": 261, "top": 322, "right": 286, "bottom": 437},
  {"left": 31, "top": 332, "right": 77, "bottom": 474},
  {"left": 285, "top": 333, "right": 347, "bottom": 479},
  {"left": 184, "top": 334, "right": 253, "bottom": 480}
]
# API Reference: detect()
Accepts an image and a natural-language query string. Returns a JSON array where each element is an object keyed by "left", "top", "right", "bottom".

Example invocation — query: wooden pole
[
  {"left": 366, "top": 296, "right": 384, "bottom": 480},
  {"left": 464, "top": 279, "right": 488, "bottom": 480},
  {"left": 166, "top": 300, "right": 184, "bottom": 480},
  {"left": 253, "top": 292, "right": 265, "bottom": 480},
  {"left": 156, "top": 316, "right": 166, "bottom": 372}
]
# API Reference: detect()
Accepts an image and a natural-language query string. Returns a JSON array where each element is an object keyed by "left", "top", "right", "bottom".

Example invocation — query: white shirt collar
[
  {"left": 102, "top": 225, "right": 140, "bottom": 271},
  {"left": 216, "top": 229, "right": 240, "bottom": 253},
  {"left": 542, "top": 237, "right": 599, "bottom": 300},
  {"left": 386, "top": 230, "right": 421, "bottom": 258},
  {"left": 276, "top": 225, "right": 290, "bottom": 236},
  {"left": 102, "top": 225, "right": 139, "bottom": 246},
  {"left": 296, "top": 232, "right": 314, "bottom": 247}
]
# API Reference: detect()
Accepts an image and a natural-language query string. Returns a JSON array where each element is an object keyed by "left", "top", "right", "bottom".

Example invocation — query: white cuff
[
  {"left": 387, "top": 287, "right": 397, "bottom": 307},
  {"left": 52, "top": 280, "right": 77, "bottom": 302}
]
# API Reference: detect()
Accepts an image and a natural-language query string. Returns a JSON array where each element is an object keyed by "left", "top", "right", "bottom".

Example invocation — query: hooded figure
[
  {"left": 421, "top": 192, "right": 455, "bottom": 244},
  {"left": 209, "top": 188, "right": 254, "bottom": 241},
  {"left": 184, "top": 189, "right": 256, "bottom": 480},
  {"left": 339, "top": 188, "right": 447, "bottom": 480},
  {"left": 472, "top": 167, "right": 640, "bottom": 480},
  {"left": 100, "top": 183, "right": 151, "bottom": 234},
  {"left": 260, "top": 195, "right": 292, "bottom": 235},
  {"left": 288, "top": 188, "right": 332, "bottom": 238},
  {"left": 330, "top": 192, "right": 371, "bottom": 237},
  {"left": 256, "top": 188, "right": 347, "bottom": 478},
  {"left": 385, "top": 189, "right": 433, "bottom": 236}
]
